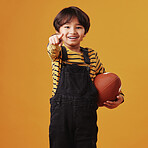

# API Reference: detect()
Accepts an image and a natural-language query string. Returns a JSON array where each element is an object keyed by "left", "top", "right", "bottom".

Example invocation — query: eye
[
  {"left": 64, "top": 26, "right": 70, "bottom": 29},
  {"left": 76, "top": 26, "right": 83, "bottom": 29}
]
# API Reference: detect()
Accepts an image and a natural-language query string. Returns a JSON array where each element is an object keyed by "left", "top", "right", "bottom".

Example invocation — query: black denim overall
[{"left": 49, "top": 46, "right": 98, "bottom": 148}]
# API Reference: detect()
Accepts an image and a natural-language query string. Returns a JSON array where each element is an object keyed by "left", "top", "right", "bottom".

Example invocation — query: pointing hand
[{"left": 49, "top": 33, "right": 64, "bottom": 46}]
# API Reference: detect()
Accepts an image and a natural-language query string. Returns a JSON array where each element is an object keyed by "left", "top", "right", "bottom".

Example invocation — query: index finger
[{"left": 57, "top": 33, "right": 64, "bottom": 39}]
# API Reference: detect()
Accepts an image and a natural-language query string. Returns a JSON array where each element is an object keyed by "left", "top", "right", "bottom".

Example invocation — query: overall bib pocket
[{"left": 65, "top": 71, "right": 88, "bottom": 94}]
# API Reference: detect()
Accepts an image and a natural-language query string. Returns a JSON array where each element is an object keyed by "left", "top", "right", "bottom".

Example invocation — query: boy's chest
[{"left": 66, "top": 50, "right": 87, "bottom": 65}]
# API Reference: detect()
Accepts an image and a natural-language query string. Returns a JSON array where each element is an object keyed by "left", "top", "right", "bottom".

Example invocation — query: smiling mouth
[{"left": 68, "top": 37, "right": 78, "bottom": 39}]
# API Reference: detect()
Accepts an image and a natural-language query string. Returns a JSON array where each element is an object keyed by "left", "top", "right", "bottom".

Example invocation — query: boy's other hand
[
  {"left": 49, "top": 34, "right": 63, "bottom": 46},
  {"left": 103, "top": 94, "right": 124, "bottom": 109}
]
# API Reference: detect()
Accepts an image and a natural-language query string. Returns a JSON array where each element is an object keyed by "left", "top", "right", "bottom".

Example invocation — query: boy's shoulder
[{"left": 82, "top": 47, "right": 98, "bottom": 57}]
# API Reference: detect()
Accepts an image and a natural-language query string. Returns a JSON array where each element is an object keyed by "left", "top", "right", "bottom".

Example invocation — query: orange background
[{"left": 1, "top": 0, "right": 148, "bottom": 148}]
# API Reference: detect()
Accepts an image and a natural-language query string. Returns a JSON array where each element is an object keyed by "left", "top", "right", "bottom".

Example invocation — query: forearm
[{"left": 47, "top": 44, "right": 61, "bottom": 61}]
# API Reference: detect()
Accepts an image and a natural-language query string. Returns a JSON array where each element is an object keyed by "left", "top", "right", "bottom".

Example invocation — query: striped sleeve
[
  {"left": 95, "top": 52, "right": 106, "bottom": 75},
  {"left": 47, "top": 44, "right": 61, "bottom": 61}
]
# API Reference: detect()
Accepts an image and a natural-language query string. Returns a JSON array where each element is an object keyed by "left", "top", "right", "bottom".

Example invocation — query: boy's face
[{"left": 58, "top": 17, "right": 86, "bottom": 49}]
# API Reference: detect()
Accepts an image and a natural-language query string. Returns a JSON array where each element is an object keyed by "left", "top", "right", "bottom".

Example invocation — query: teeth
[{"left": 68, "top": 37, "right": 77, "bottom": 39}]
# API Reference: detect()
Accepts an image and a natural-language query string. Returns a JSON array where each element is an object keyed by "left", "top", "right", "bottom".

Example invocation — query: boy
[{"left": 47, "top": 6, "right": 124, "bottom": 148}]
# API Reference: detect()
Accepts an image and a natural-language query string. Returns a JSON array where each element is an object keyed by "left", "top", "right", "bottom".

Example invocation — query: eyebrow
[{"left": 64, "top": 23, "right": 82, "bottom": 25}]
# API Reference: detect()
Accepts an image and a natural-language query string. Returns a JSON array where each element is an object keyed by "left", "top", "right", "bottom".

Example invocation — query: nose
[{"left": 70, "top": 27, "right": 76, "bottom": 34}]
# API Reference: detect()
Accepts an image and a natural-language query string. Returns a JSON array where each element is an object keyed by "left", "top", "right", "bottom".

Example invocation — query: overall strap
[
  {"left": 61, "top": 46, "right": 68, "bottom": 61},
  {"left": 81, "top": 47, "right": 90, "bottom": 64}
]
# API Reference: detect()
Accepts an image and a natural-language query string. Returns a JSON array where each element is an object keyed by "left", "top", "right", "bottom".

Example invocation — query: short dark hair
[{"left": 53, "top": 6, "right": 90, "bottom": 34}]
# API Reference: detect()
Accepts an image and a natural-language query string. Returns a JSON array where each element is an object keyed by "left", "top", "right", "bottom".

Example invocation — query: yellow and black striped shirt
[{"left": 47, "top": 44, "right": 106, "bottom": 96}]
